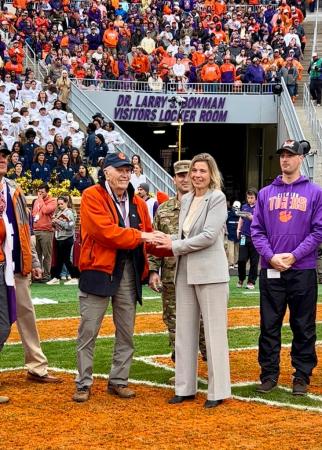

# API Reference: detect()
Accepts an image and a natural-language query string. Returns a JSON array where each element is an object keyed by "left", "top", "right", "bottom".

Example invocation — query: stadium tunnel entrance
[{"left": 118, "top": 121, "right": 279, "bottom": 202}]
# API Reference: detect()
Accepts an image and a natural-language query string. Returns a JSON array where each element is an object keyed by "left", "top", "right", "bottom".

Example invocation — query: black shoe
[
  {"left": 171, "top": 351, "right": 175, "bottom": 363},
  {"left": 255, "top": 379, "right": 277, "bottom": 393},
  {"left": 204, "top": 399, "right": 223, "bottom": 409},
  {"left": 292, "top": 377, "right": 308, "bottom": 396},
  {"left": 168, "top": 395, "right": 195, "bottom": 404},
  {"left": 202, "top": 355, "right": 207, "bottom": 362}
]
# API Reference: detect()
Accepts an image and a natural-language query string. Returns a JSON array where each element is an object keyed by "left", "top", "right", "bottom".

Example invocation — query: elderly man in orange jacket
[{"left": 73, "top": 152, "right": 157, "bottom": 403}]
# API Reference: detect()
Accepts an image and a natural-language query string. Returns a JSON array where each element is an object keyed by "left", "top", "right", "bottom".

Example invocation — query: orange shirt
[
  {"left": 192, "top": 52, "right": 206, "bottom": 67},
  {"left": 201, "top": 63, "right": 221, "bottom": 82},
  {"left": 214, "top": 1, "right": 226, "bottom": 16},
  {"left": 4, "top": 61, "right": 23, "bottom": 75},
  {"left": 103, "top": 29, "right": 119, "bottom": 48},
  {"left": 131, "top": 55, "right": 149, "bottom": 74}
]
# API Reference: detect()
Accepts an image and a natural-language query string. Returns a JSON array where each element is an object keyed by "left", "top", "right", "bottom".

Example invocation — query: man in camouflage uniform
[
  {"left": 148, "top": 160, "right": 207, "bottom": 366},
  {"left": 317, "top": 244, "right": 322, "bottom": 283}
]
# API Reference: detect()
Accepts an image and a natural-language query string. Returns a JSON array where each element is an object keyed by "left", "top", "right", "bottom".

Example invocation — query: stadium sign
[{"left": 87, "top": 91, "right": 277, "bottom": 124}]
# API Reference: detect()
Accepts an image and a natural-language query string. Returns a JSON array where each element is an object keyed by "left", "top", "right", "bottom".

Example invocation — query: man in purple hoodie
[{"left": 251, "top": 140, "right": 322, "bottom": 396}]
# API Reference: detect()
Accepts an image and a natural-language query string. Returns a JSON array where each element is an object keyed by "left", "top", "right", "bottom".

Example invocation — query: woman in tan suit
[{"left": 155, "top": 153, "right": 231, "bottom": 408}]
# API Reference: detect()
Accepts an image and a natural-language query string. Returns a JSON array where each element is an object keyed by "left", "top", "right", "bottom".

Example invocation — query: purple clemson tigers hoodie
[{"left": 251, "top": 175, "right": 322, "bottom": 269}]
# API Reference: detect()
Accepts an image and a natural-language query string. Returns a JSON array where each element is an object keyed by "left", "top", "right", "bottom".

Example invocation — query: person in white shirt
[
  {"left": 5, "top": 89, "right": 22, "bottom": 114},
  {"left": 69, "top": 122, "right": 84, "bottom": 150},
  {"left": 137, "top": 182, "right": 158, "bottom": 223},
  {"left": 92, "top": 46, "right": 104, "bottom": 62},
  {"left": 148, "top": 71, "right": 164, "bottom": 91},
  {"left": 0, "top": 104, "right": 11, "bottom": 128},
  {"left": 9, "top": 112, "right": 23, "bottom": 141},
  {"left": 30, "top": 80, "right": 41, "bottom": 101},
  {"left": 4, "top": 74, "right": 18, "bottom": 94},
  {"left": 20, "top": 80, "right": 34, "bottom": 105},
  {"left": 52, "top": 117, "right": 67, "bottom": 138},
  {"left": 130, "top": 162, "right": 146, "bottom": 192},
  {"left": 36, "top": 91, "right": 51, "bottom": 112},
  {"left": 1, "top": 124, "right": 15, "bottom": 150},
  {"left": 0, "top": 83, "right": 8, "bottom": 105},
  {"left": 45, "top": 86, "right": 58, "bottom": 110},
  {"left": 104, "top": 122, "right": 124, "bottom": 152},
  {"left": 172, "top": 56, "right": 186, "bottom": 77},
  {"left": 284, "top": 28, "right": 301, "bottom": 49},
  {"left": 38, "top": 107, "right": 52, "bottom": 137},
  {"left": 166, "top": 39, "right": 179, "bottom": 57},
  {"left": 140, "top": 31, "right": 156, "bottom": 55},
  {"left": 26, "top": 71, "right": 42, "bottom": 91},
  {"left": 49, "top": 100, "right": 67, "bottom": 122}
]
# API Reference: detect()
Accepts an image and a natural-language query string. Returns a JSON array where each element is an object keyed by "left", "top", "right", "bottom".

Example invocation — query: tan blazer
[{"left": 172, "top": 189, "right": 229, "bottom": 285}]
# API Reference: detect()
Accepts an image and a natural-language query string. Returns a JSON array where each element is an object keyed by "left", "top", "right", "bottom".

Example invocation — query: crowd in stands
[{"left": 0, "top": 0, "right": 306, "bottom": 95}]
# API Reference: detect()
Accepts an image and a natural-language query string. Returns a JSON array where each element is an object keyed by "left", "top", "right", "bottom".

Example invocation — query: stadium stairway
[{"left": 293, "top": 11, "right": 322, "bottom": 184}]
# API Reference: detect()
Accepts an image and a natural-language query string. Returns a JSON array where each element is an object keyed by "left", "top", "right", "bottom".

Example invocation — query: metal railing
[
  {"left": 280, "top": 78, "right": 314, "bottom": 179},
  {"left": 75, "top": 78, "right": 276, "bottom": 95},
  {"left": 69, "top": 80, "right": 176, "bottom": 196},
  {"left": 303, "top": 83, "right": 322, "bottom": 155}
]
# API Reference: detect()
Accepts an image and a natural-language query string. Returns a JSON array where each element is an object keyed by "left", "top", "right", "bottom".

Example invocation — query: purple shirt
[{"left": 251, "top": 175, "right": 322, "bottom": 270}]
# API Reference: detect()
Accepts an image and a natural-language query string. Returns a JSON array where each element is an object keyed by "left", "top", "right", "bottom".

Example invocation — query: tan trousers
[
  {"left": 34, "top": 230, "right": 54, "bottom": 279},
  {"left": 175, "top": 256, "right": 231, "bottom": 401},
  {"left": 227, "top": 240, "right": 239, "bottom": 266},
  {"left": 75, "top": 259, "right": 137, "bottom": 389},
  {"left": 15, "top": 273, "right": 48, "bottom": 376}
]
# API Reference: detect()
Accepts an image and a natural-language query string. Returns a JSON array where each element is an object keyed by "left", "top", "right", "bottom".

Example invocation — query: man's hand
[
  {"left": 149, "top": 271, "right": 162, "bottom": 292},
  {"left": 280, "top": 253, "right": 296, "bottom": 267},
  {"left": 269, "top": 253, "right": 293, "bottom": 272},
  {"left": 32, "top": 267, "right": 42, "bottom": 280}
]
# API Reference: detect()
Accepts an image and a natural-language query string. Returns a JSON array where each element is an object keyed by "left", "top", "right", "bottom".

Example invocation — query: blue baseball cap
[{"left": 103, "top": 152, "right": 133, "bottom": 168}]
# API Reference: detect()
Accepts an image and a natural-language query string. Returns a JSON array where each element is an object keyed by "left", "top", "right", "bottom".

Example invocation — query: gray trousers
[
  {"left": 0, "top": 266, "right": 10, "bottom": 352},
  {"left": 175, "top": 256, "right": 231, "bottom": 401},
  {"left": 76, "top": 259, "right": 137, "bottom": 389},
  {"left": 34, "top": 230, "right": 54, "bottom": 279}
]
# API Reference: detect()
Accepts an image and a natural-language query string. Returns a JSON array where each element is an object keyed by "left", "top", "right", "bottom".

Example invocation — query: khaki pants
[
  {"left": 175, "top": 256, "right": 231, "bottom": 401},
  {"left": 34, "top": 230, "right": 54, "bottom": 279},
  {"left": 15, "top": 273, "right": 48, "bottom": 376},
  {"left": 76, "top": 259, "right": 137, "bottom": 389},
  {"left": 227, "top": 240, "right": 239, "bottom": 266}
]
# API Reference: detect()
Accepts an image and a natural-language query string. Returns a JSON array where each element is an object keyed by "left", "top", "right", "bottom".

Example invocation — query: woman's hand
[{"left": 154, "top": 231, "right": 173, "bottom": 250}]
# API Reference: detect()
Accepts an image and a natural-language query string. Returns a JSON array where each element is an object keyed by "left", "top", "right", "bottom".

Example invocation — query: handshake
[{"left": 141, "top": 230, "right": 172, "bottom": 249}]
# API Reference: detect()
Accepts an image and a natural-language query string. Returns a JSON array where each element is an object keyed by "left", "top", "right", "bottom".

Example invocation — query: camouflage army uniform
[
  {"left": 317, "top": 244, "right": 322, "bottom": 283},
  {"left": 149, "top": 196, "right": 207, "bottom": 359}
]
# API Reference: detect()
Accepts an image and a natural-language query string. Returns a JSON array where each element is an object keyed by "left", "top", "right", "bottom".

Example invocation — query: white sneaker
[
  {"left": 64, "top": 278, "right": 78, "bottom": 286},
  {"left": 229, "top": 265, "right": 234, "bottom": 269},
  {"left": 246, "top": 283, "right": 255, "bottom": 290},
  {"left": 46, "top": 278, "right": 60, "bottom": 285}
]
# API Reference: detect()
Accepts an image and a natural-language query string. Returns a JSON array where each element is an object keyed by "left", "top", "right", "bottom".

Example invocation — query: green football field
[{"left": 2, "top": 278, "right": 322, "bottom": 412}]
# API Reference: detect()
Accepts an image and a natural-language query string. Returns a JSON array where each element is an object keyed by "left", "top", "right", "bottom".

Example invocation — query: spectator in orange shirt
[
  {"left": 103, "top": 22, "right": 119, "bottom": 57},
  {"left": 220, "top": 55, "right": 236, "bottom": 84},
  {"left": 192, "top": 46, "right": 206, "bottom": 68},
  {"left": 200, "top": 56, "right": 221, "bottom": 90},
  {"left": 131, "top": 49, "right": 150, "bottom": 75},
  {"left": 8, "top": 41, "right": 24, "bottom": 64},
  {"left": 4, "top": 55, "right": 23, "bottom": 75}
]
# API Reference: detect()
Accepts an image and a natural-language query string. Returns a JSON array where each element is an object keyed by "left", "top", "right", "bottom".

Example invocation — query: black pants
[
  {"left": 237, "top": 235, "right": 259, "bottom": 284},
  {"left": 53, "top": 237, "right": 79, "bottom": 279},
  {"left": 309, "top": 78, "right": 322, "bottom": 104},
  {"left": 259, "top": 269, "right": 317, "bottom": 384}
]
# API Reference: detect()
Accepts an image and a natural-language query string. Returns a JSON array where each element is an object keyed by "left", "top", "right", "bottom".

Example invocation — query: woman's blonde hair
[{"left": 189, "top": 153, "right": 223, "bottom": 191}]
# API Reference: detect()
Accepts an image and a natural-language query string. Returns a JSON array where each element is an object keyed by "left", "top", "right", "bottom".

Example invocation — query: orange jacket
[
  {"left": 13, "top": 0, "right": 27, "bottom": 9},
  {"left": 192, "top": 52, "right": 206, "bottom": 67},
  {"left": 4, "top": 61, "right": 23, "bottom": 75},
  {"left": 79, "top": 183, "right": 153, "bottom": 280},
  {"left": 8, "top": 47, "right": 24, "bottom": 64},
  {"left": 131, "top": 55, "right": 149, "bottom": 73},
  {"left": 103, "top": 29, "right": 119, "bottom": 47},
  {"left": 201, "top": 63, "right": 221, "bottom": 82}
]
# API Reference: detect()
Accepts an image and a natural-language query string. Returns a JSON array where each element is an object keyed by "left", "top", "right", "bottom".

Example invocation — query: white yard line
[{"left": 2, "top": 366, "right": 321, "bottom": 413}]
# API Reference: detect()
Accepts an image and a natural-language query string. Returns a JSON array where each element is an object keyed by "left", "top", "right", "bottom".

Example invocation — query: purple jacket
[{"left": 251, "top": 175, "right": 322, "bottom": 270}]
